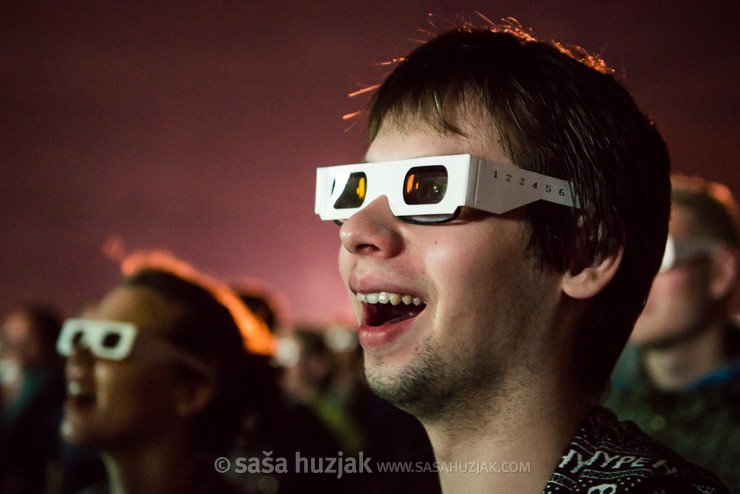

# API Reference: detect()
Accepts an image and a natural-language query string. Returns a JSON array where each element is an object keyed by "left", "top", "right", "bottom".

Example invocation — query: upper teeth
[
  {"left": 356, "top": 292, "right": 424, "bottom": 306},
  {"left": 68, "top": 382, "right": 83, "bottom": 396}
]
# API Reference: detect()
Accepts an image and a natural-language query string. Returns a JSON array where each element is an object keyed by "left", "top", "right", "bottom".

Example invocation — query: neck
[
  {"left": 643, "top": 321, "right": 729, "bottom": 391},
  {"left": 102, "top": 433, "right": 198, "bottom": 494},
  {"left": 423, "top": 368, "right": 590, "bottom": 494}
]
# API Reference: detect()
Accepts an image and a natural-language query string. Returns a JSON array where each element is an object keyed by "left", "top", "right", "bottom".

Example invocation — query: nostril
[
  {"left": 356, "top": 242, "right": 381, "bottom": 253},
  {"left": 340, "top": 211, "right": 404, "bottom": 258}
]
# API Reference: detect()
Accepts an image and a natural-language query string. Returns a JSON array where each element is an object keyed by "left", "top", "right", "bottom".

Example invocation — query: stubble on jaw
[{"left": 363, "top": 329, "right": 511, "bottom": 432}]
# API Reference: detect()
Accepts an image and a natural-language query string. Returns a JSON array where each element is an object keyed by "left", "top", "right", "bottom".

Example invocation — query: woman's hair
[{"left": 122, "top": 267, "right": 280, "bottom": 452}]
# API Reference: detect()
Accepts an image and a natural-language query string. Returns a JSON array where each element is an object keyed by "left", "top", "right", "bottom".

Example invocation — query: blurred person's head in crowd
[
  {"left": 0, "top": 304, "right": 65, "bottom": 494},
  {"left": 276, "top": 327, "right": 336, "bottom": 405},
  {"left": 1, "top": 303, "right": 62, "bottom": 399},
  {"left": 629, "top": 175, "right": 740, "bottom": 388},
  {"left": 1, "top": 303, "right": 62, "bottom": 369},
  {"left": 58, "top": 253, "right": 276, "bottom": 493}
]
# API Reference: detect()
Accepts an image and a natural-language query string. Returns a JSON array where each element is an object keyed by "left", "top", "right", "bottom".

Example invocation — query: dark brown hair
[
  {"left": 367, "top": 25, "right": 671, "bottom": 396},
  {"left": 123, "top": 268, "right": 279, "bottom": 451}
]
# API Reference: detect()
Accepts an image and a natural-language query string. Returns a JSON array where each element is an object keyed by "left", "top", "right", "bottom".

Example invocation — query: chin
[
  {"left": 60, "top": 415, "right": 111, "bottom": 449},
  {"left": 629, "top": 321, "right": 664, "bottom": 345},
  {"left": 60, "top": 422, "right": 95, "bottom": 447},
  {"left": 365, "top": 352, "right": 443, "bottom": 416}
]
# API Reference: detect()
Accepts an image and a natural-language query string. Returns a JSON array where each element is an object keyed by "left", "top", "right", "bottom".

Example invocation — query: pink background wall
[{"left": 2, "top": 1, "right": 738, "bottom": 323}]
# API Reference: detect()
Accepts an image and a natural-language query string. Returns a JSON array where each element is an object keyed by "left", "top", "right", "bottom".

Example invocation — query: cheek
[
  {"left": 640, "top": 270, "right": 710, "bottom": 331},
  {"left": 339, "top": 248, "right": 362, "bottom": 323},
  {"left": 96, "top": 362, "right": 178, "bottom": 417},
  {"left": 426, "top": 222, "right": 560, "bottom": 346},
  {"left": 338, "top": 247, "right": 352, "bottom": 284},
  {"left": 425, "top": 224, "right": 527, "bottom": 295},
  {"left": 649, "top": 270, "right": 706, "bottom": 305},
  {"left": 642, "top": 276, "right": 674, "bottom": 309},
  {"left": 425, "top": 229, "right": 528, "bottom": 322}
]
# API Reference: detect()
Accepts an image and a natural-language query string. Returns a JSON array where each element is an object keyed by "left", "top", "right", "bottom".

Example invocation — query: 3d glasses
[
  {"left": 315, "top": 154, "right": 579, "bottom": 224},
  {"left": 57, "top": 318, "right": 213, "bottom": 375},
  {"left": 58, "top": 319, "right": 137, "bottom": 360},
  {"left": 659, "top": 236, "right": 721, "bottom": 273}
]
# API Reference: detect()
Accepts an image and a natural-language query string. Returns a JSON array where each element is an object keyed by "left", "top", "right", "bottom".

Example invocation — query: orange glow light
[
  {"left": 110, "top": 244, "right": 275, "bottom": 356},
  {"left": 357, "top": 177, "right": 366, "bottom": 200},
  {"left": 406, "top": 174, "right": 415, "bottom": 194}
]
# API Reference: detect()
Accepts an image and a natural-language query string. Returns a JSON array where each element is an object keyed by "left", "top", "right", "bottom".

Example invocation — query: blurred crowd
[
  {"left": 1, "top": 172, "right": 739, "bottom": 493},
  {"left": 0, "top": 254, "right": 437, "bottom": 494}
]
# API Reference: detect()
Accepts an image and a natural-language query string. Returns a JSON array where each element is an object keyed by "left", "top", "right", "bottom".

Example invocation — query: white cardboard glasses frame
[
  {"left": 57, "top": 318, "right": 214, "bottom": 376},
  {"left": 315, "top": 154, "right": 579, "bottom": 223}
]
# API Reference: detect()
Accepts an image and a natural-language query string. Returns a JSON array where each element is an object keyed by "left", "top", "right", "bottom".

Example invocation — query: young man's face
[{"left": 337, "top": 115, "right": 564, "bottom": 419}]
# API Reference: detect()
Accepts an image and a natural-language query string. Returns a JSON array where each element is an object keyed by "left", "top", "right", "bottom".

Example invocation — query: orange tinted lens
[
  {"left": 403, "top": 166, "right": 448, "bottom": 205},
  {"left": 332, "top": 172, "right": 367, "bottom": 209}
]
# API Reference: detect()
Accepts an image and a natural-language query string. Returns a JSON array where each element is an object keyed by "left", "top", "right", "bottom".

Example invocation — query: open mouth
[
  {"left": 67, "top": 381, "right": 96, "bottom": 407},
  {"left": 356, "top": 291, "right": 426, "bottom": 326}
]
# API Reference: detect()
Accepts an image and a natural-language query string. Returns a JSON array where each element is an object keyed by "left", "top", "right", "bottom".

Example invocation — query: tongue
[{"left": 365, "top": 302, "right": 425, "bottom": 327}]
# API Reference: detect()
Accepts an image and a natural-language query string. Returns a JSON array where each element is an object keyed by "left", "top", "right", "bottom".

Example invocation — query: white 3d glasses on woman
[
  {"left": 315, "top": 154, "right": 579, "bottom": 224},
  {"left": 57, "top": 318, "right": 213, "bottom": 375}
]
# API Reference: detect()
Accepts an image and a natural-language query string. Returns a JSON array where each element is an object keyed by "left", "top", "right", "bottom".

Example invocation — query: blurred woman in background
[{"left": 58, "top": 254, "right": 276, "bottom": 494}]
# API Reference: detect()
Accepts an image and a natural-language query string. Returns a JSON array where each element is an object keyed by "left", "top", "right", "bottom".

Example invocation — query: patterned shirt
[{"left": 543, "top": 407, "right": 728, "bottom": 494}]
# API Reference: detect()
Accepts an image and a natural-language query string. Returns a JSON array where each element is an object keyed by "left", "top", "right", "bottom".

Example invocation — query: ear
[
  {"left": 174, "top": 376, "right": 217, "bottom": 417},
  {"left": 561, "top": 248, "right": 623, "bottom": 300},
  {"left": 709, "top": 246, "right": 739, "bottom": 300}
]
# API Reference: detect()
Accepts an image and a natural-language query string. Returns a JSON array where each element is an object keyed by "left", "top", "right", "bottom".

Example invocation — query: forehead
[
  {"left": 87, "top": 285, "right": 173, "bottom": 335},
  {"left": 366, "top": 112, "right": 510, "bottom": 165}
]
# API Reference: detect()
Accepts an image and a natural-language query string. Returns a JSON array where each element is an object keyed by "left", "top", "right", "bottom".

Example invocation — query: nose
[
  {"left": 65, "top": 345, "right": 95, "bottom": 374},
  {"left": 339, "top": 195, "right": 403, "bottom": 258}
]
